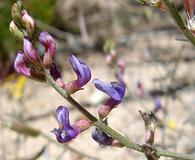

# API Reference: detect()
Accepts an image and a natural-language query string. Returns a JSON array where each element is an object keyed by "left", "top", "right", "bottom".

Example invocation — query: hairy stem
[{"left": 45, "top": 69, "right": 195, "bottom": 160}]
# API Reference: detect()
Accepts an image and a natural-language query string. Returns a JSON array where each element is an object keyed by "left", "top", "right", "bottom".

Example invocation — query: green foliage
[
  {"left": 0, "top": 1, "right": 17, "bottom": 61},
  {"left": 24, "top": 0, "right": 55, "bottom": 24}
]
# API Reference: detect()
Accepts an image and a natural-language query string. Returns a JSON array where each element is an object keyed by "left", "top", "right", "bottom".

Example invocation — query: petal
[
  {"left": 92, "top": 128, "right": 112, "bottom": 146},
  {"left": 93, "top": 79, "right": 124, "bottom": 101},
  {"left": 38, "top": 31, "right": 56, "bottom": 56},
  {"left": 21, "top": 10, "right": 35, "bottom": 39},
  {"left": 56, "top": 106, "right": 71, "bottom": 130},
  {"left": 111, "top": 82, "right": 125, "bottom": 99},
  {"left": 68, "top": 55, "right": 91, "bottom": 86},
  {"left": 51, "top": 128, "right": 72, "bottom": 143},
  {"left": 50, "top": 63, "right": 61, "bottom": 80},
  {"left": 23, "top": 38, "right": 38, "bottom": 62},
  {"left": 14, "top": 52, "right": 31, "bottom": 76}
]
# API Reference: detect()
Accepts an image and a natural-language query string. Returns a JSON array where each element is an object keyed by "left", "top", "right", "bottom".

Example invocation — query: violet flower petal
[
  {"left": 69, "top": 55, "right": 91, "bottom": 86},
  {"left": 64, "top": 55, "right": 91, "bottom": 93},
  {"left": 92, "top": 128, "right": 112, "bottom": 146},
  {"left": 93, "top": 79, "right": 125, "bottom": 107},
  {"left": 50, "top": 63, "right": 61, "bottom": 81},
  {"left": 56, "top": 106, "right": 71, "bottom": 130},
  {"left": 52, "top": 106, "right": 78, "bottom": 143}
]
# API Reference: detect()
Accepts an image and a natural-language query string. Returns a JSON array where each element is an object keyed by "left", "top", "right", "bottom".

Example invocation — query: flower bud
[
  {"left": 21, "top": 10, "right": 35, "bottom": 39},
  {"left": 23, "top": 38, "right": 39, "bottom": 63},
  {"left": 14, "top": 52, "right": 45, "bottom": 81},
  {"left": 11, "top": 0, "right": 23, "bottom": 27},
  {"left": 38, "top": 32, "right": 56, "bottom": 68},
  {"left": 14, "top": 52, "right": 31, "bottom": 77},
  {"left": 9, "top": 21, "right": 24, "bottom": 40}
]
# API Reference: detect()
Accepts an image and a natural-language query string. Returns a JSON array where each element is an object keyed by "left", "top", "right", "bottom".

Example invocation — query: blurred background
[{"left": 1, "top": 0, "right": 195, "bottom": 159}]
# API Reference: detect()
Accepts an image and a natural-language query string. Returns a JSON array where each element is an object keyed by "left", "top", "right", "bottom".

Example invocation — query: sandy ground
[{"left": 1, "top": 29, "right": 195, "bottom": 160}]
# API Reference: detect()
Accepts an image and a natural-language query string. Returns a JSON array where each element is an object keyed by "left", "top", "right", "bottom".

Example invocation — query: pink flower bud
[
  {"left": 9, "top": 21, "right": 24, "bottom": 40},
  {"left": 14, "top": 52, "right": 45, "bottom": 81},
  {"left": 14, "top": 52, "right": 31, "bottom": 76},
  {"left": 23, "top": 38, "right": 39, "bottom": 63},
  {"left": 38, "top": 31, "right": 56, "bottom": 68},
  {"left": 21, "top": 10, "right": 35, "bottom": 39}
]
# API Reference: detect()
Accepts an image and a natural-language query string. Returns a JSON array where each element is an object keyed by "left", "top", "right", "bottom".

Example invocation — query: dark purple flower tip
[
  {"left": 50, "top": 63, "right": 62, "bottom": 81},
  {"left": 14, "top": 52, "right": 31, "bottom": 76},
  {"left": 23, "top": 38, "right": 39, "bottom": 62},
  {"left": 65, "top": 55, "right": 91, "bottom": 93},
  {"left": 93, "top": 79, "right": 125, "bottom": 107},
  {"left": 92, "top": 128, "right": 113, "bottom": 146},
  {"left": 52, "top": 106, "right": 78, "bottom": 143}
]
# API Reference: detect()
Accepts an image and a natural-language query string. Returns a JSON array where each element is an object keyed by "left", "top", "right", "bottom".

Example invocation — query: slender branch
[
  {"left": 45, "top": 69, "right": 195, "bottom": 160},
  {"left": 162, "top": 0, "right": 195, "bottom": 46}
]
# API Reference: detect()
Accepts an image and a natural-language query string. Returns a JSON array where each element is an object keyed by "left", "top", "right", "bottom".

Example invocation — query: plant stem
[
  {"left": 162, "top": 0, "right": 195, "bottom": 46},
  {"left": 45, "top": 69, "right": 195, "bottom": 160}
]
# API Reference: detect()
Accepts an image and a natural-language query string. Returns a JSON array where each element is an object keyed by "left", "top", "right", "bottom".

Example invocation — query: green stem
[
  {"left": 45, "top": 69, "right": 195, "bottom": 160},
  {"left": 162, "top": 0, "right": 195, "bottom": 46}
]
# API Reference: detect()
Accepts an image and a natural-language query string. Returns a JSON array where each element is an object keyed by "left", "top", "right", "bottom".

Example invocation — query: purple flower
[
  {"left": 14, "top": 52, "right": 45, "bottom": 81},
  {"left": 38, "top": 31, "right": 56, "bottom": 68},
  {"left": 64, "top": 55, "right": 91, "bottom": 94},
  {"left": 23, "top": 38, "right": 39, "bottom": 63},
  {"left": 93, "top": 79, "right": 125, "bottom": 119},
  {"left": 93, "top": 79, "right": 125, "bottom": 107},
  {"left": 14, "top": 52, "right": 31, "bottom": 76},
  {"left": 52, "top": 106, "right": 79, "bottom": 143},
  {"left": 92, "top": 128, "right": 113, "bottom": 146}
]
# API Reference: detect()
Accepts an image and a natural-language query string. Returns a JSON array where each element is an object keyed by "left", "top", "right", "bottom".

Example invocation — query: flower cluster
[
  {"left": 11, "top": 1, "right": 126, "bottom": 147},
  {"left": 14, "top": 32, "right": 56, "bottom": 81}
]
